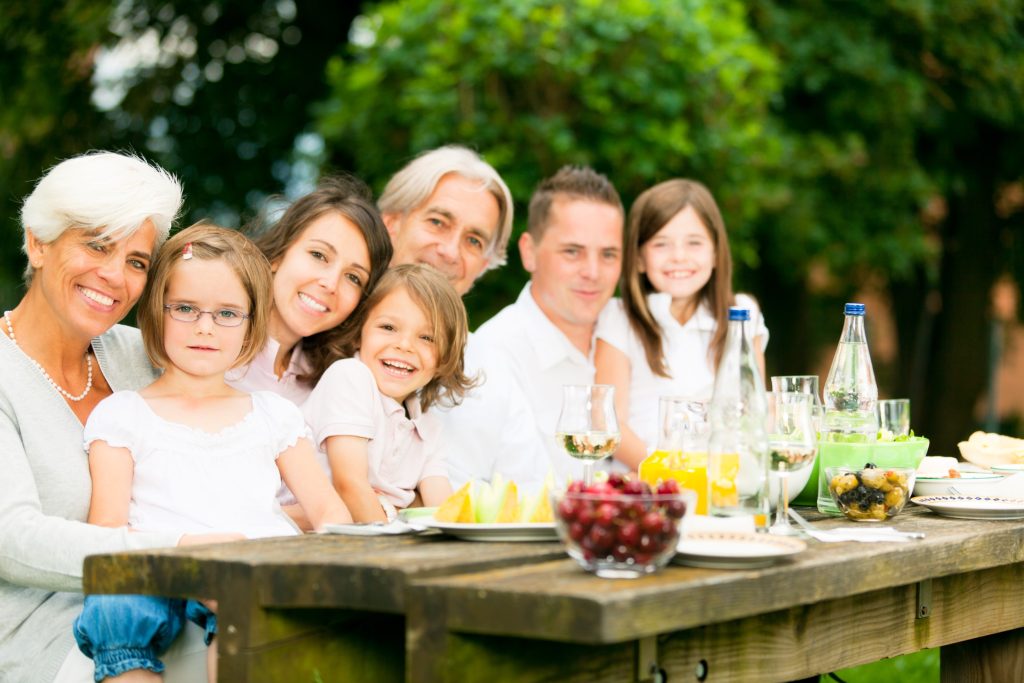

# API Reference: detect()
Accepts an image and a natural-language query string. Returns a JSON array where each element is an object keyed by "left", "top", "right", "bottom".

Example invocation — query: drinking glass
[
  {"left": 765, "top": 391, "right": 817, "bottom": 536},
  {"left": 555, "top": 385, "right": 620, "bottom": 486},
  {"left": 878, "top": 399, "right": 911, "bottom": 437},
  {"left": 770, "top": 375, "right": 823, "bottom": 434}
]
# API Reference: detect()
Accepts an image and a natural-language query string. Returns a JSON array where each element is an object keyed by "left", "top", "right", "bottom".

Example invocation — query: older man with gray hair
[{"left": 378, "top": 145, "right": 513, "bottom": 295}]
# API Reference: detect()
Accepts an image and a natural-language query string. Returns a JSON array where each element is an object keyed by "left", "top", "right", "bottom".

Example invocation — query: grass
[{"left": 827, "top": 649, "right": 939, "bottom": 682}]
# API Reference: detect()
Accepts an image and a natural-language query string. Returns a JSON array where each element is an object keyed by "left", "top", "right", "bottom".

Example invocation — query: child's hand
[{"left": 177, "top": 532, "right": 246, "bottom": 547}]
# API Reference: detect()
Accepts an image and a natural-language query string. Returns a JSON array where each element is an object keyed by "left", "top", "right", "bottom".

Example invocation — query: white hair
[
  {"left": 378, "top": 145, "right": 514, "bottom": 269},
  {"left": 20, "top": 151, "right": 184, "bottom": 282}
]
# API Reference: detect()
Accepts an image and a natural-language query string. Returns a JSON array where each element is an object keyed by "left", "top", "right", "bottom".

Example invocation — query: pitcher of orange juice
[{"left": 639, "top": 397, "right": 709, "bottom": 514}]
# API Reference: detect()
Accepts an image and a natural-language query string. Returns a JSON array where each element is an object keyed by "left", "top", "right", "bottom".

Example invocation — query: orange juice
[
  {"left": 639, "top": 450, "right": 708, "bottom": 515},
  {"left": 708, "top": 452, "right": 740, "bottom": 509}
]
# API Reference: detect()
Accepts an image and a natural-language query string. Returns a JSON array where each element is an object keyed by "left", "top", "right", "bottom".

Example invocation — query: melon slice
[
  {"left": 494, "top": 481, "right": 520, "bottom": 523},
  {"left": 519, "top": 482, "right": 553, "bottom": 523},
  {"left": 434, "top": 482, "right": 473, "bottom": 523}
]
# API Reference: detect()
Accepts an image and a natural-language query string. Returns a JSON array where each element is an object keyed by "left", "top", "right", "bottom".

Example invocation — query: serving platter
[
  {"left": 910, "top": 495, "right": 1024, "bottom": 520},
  {"left": 417, "top": 516, "right": 558, "bottom": 542},
  {"left": 673, "top": 531, "right": 806, "bottom": 569}
]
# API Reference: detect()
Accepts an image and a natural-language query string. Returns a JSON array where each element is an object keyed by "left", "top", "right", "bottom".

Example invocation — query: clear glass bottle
[
  {"left": 818, "top": 302, "right": 879, "bottom": 514},
  {"left": 707, "top": 307, "right": 769, "bottom": 528},
  {"left": 822, "top": 303, "right": 878, "bottom": 441}
]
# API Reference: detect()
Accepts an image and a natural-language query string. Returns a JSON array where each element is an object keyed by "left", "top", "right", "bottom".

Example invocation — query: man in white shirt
[
  {"left": 378, "top": 145, "right": 514, "bottom": 295},
  {"left": 445, "top": 166, "right": 624, "bottom": 486}
]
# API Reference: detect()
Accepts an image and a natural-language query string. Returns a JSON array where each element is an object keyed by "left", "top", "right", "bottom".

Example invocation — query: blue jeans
[{"left": 73, "top": 595, "right": 216, "bottom": 682}]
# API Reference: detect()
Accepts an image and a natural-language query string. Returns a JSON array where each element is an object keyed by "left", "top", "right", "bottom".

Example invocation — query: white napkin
[{"left": 798, "top": 526, "right": 921, "bottom": 543}]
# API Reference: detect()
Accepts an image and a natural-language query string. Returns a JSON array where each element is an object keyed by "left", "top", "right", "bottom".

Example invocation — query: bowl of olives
[{"left": 826, "top": 465, "right": 915, "bottom": 522}]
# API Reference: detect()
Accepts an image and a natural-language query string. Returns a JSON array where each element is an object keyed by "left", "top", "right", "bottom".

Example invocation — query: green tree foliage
[
  {"left": 749, "top": 0, "right": 1024, "bottom": 452},
  {"left": 316, "top": 0, "right": 782, "bottom": 321},
  {"left": 0, "top": 1, "right": 115, "bottom": 302}
]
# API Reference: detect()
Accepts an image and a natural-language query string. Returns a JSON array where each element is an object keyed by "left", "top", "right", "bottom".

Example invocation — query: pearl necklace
[{"left": 3, "top": 310, "right": 93, "bottom": 402}]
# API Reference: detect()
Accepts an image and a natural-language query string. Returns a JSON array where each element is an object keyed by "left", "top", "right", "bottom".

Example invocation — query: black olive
[{"left": 864, "top": 463, "right": 877, "bottom": 469}]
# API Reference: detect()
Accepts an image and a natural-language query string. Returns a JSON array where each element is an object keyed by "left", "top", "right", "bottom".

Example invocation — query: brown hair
[
  {"left": 138, "top": 222, "right": 272, "bottom": 371},
  {"left": 527, "top": 165, "right": 623, "bottom": 240},
  {"left": 246, "top": 175, "right": 393, "bottom": 384},
  {"left": 339, "top": 264, "right": 476, "bottom": 411},
  {"left": 622, "top": 179, "right": 734, "bottom": 376}
]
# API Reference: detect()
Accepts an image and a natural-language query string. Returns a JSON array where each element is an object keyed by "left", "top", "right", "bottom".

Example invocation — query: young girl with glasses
[
  {"left": 73, "top": 224, "right": 351, "bottom": 682},
  {"left": 594, "top": 179, "right": 769, "bottom": 470},
  {"left": 303, "top": 264, "right": 477, "bottom": 522}
]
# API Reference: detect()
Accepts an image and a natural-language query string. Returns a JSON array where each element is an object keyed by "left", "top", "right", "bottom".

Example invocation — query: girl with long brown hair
[{"left": 594, "top": 179, "right": 768, "bottom": 469}]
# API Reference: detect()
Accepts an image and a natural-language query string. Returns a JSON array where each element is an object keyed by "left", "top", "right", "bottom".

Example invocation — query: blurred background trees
[{"left": 2, "top": 0, "right": 1022, "bottom": 455}]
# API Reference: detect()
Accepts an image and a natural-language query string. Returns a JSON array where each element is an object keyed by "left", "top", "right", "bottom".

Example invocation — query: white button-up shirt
[{"left": 441, "top": 283, "right": 606, "bottom": 487}]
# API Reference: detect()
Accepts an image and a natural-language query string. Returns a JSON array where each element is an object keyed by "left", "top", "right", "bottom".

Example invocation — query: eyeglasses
[{"left": 164, "top": 303, "right": 251, "bottom": 327}]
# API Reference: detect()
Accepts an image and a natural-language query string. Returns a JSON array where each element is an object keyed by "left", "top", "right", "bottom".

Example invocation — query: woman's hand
[{"left": 177, "top": 532, "right": 245, "bottom": 547}]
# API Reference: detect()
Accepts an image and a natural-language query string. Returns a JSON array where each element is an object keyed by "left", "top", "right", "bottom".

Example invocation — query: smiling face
[
  {"left": 639, "top": 205, "right": 715, "bottom": 313},
  {"left": 520, "top": 198, "right": 623, "bottom": 342},
  {"left": 162, "top": 258, "right": 251, "bottom": 379},
  {"left": 26, "top": 220, "right": 157, "bottom": 342},
  {"left": 358, "top": 286, "right": 438, "bottom": 404},
  {"left": 269, "top": 210, "right": 371, "bottom": 346},
  {"left": 382, "top": 174, "right": 500, "bottom": 295}
]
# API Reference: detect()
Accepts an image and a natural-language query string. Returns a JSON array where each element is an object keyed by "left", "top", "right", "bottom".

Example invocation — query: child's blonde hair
[
  {"left": 138, "top": 222, "right": 272, "bottom": 371},
  {"left": 341, "top": 264, "right": 476, "bottom": 410}
]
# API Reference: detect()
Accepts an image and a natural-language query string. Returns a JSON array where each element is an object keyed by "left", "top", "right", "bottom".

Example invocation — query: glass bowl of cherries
[{"left": 552, "top": 474, "right": 692, "bottom": 579}]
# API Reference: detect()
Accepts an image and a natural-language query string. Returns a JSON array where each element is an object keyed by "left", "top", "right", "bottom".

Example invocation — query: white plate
[
  {"left": 913, "top": 472, "right": 1003, "bottom": 497},
  {"left": 911, "top": 495, "right": 1024, "bottom": 520},
  {"left": 322, "top": 520, "right": 424, "bottom": 536},
  {"left": 417, "top": 516, "right": 557, "bottom": 542},
  {"left": 991, "top": 464, "right": 1024, "bottom": 476},
  {"left": 674, "top": 532, "right": 806, "bottom": 569}
]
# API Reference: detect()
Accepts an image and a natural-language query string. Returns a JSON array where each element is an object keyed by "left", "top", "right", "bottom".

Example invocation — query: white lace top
[{"left": 83, "top": 390, "right": 305, "bottom": 538}]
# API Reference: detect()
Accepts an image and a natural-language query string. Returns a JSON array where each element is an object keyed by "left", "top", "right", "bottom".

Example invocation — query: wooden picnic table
[{"left": 84, "top": 507, "right": 1024, "bottom": 682}]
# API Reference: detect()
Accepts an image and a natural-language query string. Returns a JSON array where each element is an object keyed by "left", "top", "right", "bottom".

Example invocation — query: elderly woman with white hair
[{"left": 0, "top": 152, "right": 211, "bottom": 682}]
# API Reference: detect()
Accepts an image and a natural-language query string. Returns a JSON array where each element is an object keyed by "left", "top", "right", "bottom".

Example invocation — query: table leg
[{"left": 941, "top": 628, "right": 1024, "bottom": 683}]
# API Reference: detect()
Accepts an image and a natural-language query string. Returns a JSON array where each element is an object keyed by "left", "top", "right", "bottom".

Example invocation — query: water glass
[
  {"left": 771, "top": 375, "right": 823, "bottom": 432},
  {"left": 878, "top": 399, "right": 911, "bottom": 437}
]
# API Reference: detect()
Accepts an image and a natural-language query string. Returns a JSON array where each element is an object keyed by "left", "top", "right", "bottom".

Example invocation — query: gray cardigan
[{"left": 0, "top": 325, "right": 179, "bottom": 682}]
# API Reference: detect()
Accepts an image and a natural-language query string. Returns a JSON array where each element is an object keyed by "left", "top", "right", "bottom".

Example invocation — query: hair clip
[{"left": 182, "top": 242, "right": 193, "bottom": 260}]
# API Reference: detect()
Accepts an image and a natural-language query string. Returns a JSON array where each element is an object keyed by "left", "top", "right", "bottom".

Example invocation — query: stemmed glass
[
  {"left": 765, "top": 391, "right": 817, "bottom": 536},
  {"left": 556, "top": 385, "right": 620, "bottom": 486}
]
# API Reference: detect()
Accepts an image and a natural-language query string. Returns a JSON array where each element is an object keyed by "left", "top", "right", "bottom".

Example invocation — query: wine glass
[
  {"left": 555, "top": 385, "right": 620, "bottom": 486},
  {"left": 765, "top": 391, "right": 817, "bottom": 536}
]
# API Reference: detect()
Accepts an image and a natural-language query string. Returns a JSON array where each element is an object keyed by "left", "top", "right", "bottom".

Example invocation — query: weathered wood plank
[
  {"left": 409, "top": 514, "right": 1024, "bottom": 644},
  {"left": 408, "top": 563, "right": 1024, "bottom": 682},
  {"left": 83, "top": 533, "right": 564, "bottom": 612},
  {"left": 941, "top": 629, "right": 1024, "bottom": 683}
]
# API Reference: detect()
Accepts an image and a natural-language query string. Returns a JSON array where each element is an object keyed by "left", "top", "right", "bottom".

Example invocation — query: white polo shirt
[
  {"left": 595, "top": 292, "right": 769, "bottom": 454},
  {"left": 441, "top": 282, "right": 605, "bottom": 487}
]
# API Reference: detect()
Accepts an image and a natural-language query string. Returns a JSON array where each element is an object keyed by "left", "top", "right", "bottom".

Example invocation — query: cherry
[
  {"left": 657, "top": 479, "right": 681, "bottom": 495},
  {"left": 618, "top": 521, "right": 640, "bottom": 546},
  {"left": 641, "top": 511, "right": 665, "bottom": 535},
  {"left": 569, "top": 522, "right": 586, "bottom": 542},
  {"left": 595, "top": 502, "right": 618, "bottom": 527},
  {"left": 557, "top": 498, "right": 577, "bottom": 521},
  {"left": 589, "top": 525, "right": 614, "bottom": 552}
]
